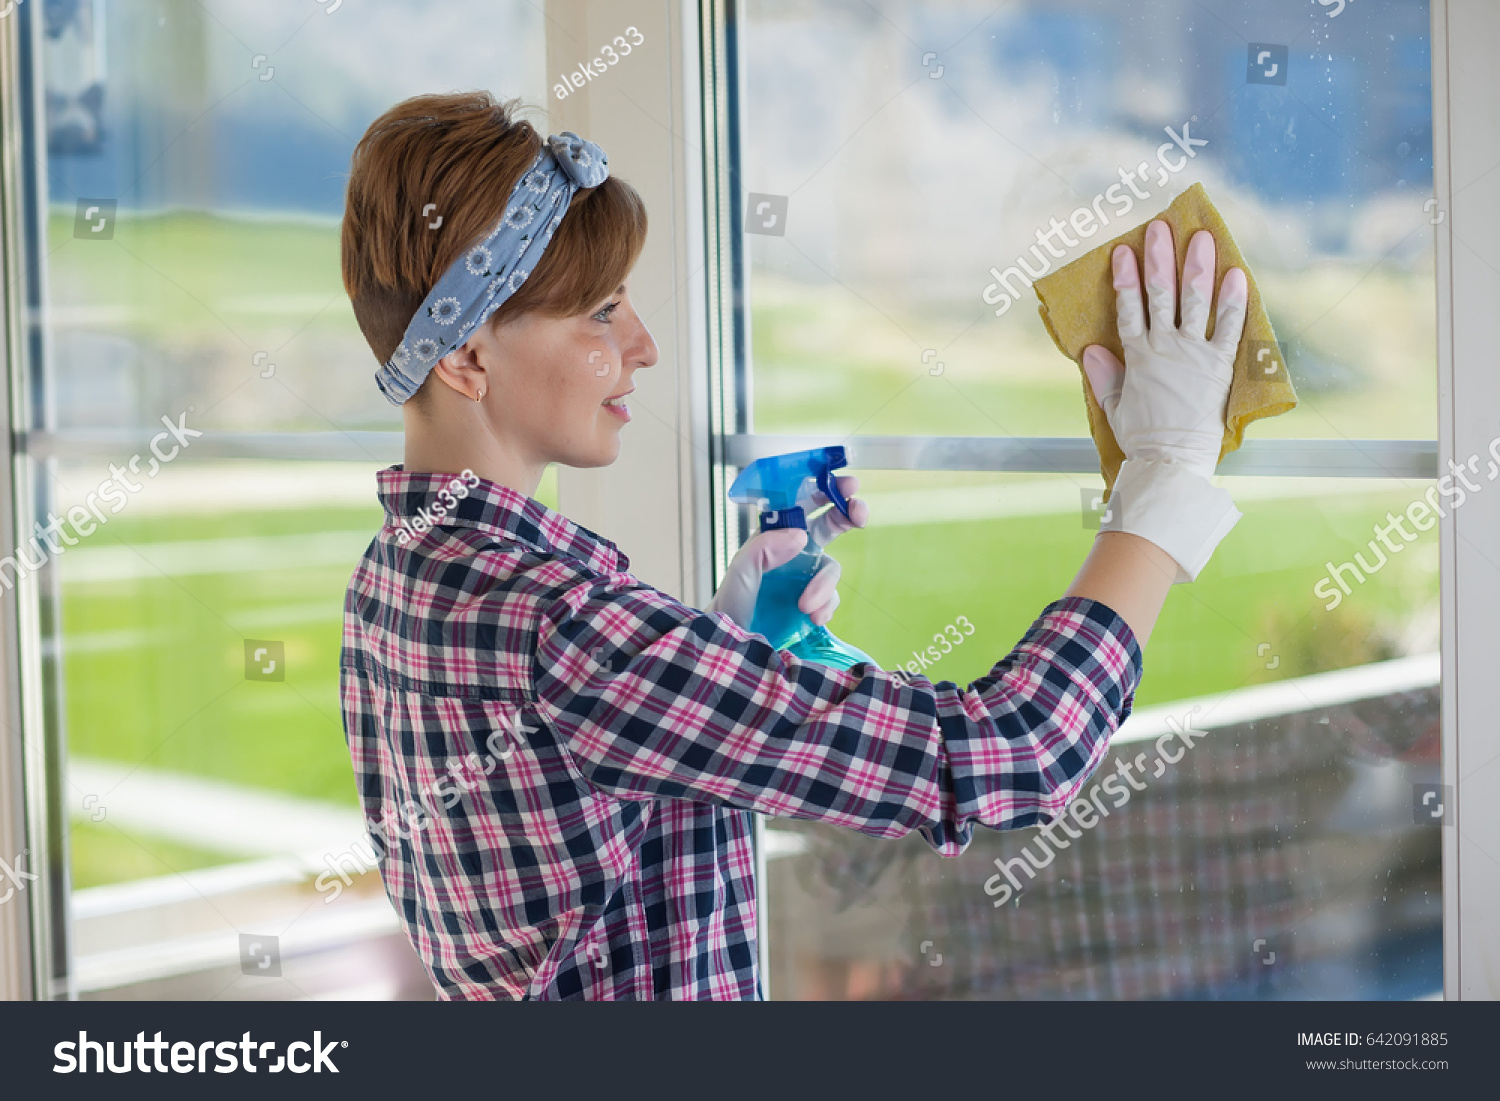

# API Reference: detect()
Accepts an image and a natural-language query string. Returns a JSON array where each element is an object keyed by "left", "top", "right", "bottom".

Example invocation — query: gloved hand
[
  {"left": 1081, "top": 221, "right": 1249, "bottom": 583},
  {"left": 706, "top": 475, "right": 868, "bottom": 630}
]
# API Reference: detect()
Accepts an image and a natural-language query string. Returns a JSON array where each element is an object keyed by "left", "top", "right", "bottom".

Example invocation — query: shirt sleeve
[{"left": 530, "top": 568, "right": 1143, "bottom": 856}]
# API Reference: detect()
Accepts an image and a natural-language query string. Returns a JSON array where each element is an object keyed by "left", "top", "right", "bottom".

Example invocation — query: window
[
  {"left": 12, "top": 0, "right": 552, "bottom": 1000},
  {"left": 713, "top": 0, "right": 1445, "bottom": 998}
]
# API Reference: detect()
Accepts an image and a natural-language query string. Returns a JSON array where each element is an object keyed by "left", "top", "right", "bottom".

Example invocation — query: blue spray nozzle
[{"left": 727, "top": 446, "right": 851, "bottom": 530}]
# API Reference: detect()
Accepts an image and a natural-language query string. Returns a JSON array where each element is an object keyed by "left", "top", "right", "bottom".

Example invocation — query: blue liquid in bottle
[{"left": 730, "top": 447, "right": 877, "bottom": 672}]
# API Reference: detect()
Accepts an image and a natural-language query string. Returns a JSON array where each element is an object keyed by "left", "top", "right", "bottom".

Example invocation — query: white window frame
[{"left": 1431, "top": 0, "right": 1499, "bottom": 1001}]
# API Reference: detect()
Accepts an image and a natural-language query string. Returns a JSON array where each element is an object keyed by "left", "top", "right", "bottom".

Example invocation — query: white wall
[{"left": 544, "top": 1, "right": 713, "bottom": 606}]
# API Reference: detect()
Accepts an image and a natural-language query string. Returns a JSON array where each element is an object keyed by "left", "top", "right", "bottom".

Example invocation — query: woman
[{"left": 337, "top": 90, "right": 1248, "bottom": 1000}]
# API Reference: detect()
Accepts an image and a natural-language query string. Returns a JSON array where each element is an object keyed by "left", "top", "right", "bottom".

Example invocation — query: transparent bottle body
[{"left": 748, "top": 547, "right": 875, "bottom": 670}]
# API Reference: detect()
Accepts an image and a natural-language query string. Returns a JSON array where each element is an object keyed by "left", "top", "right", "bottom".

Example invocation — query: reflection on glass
[{"left": 768, "top": 676, "right": 1442, "bottom": 999}]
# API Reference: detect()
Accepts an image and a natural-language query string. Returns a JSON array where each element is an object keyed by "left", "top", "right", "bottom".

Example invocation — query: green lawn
[
  {"left": 62, "top": 480, "right": 1433, "bottom": 796},
  {"left": 61, "top": 503, "right": 385, "bottom": 808},
  {"left": 50, "top": 209, "right": 352, "bottom": 341},
  {"left": 825, "top": 474, "right": 1432, "bottom": 697},
  {"left": 69, "top": 820, "right": 236, "bottom": 891}
]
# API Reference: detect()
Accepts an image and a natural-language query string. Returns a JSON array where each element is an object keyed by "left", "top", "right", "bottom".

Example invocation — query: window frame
[{"left": 1430, "top": 0, "right": 1499, "bottom": 1001}]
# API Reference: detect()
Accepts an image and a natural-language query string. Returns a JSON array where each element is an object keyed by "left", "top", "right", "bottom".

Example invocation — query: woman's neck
[{"left": 402, "top": 402, "right": 545, "bottom": 498}]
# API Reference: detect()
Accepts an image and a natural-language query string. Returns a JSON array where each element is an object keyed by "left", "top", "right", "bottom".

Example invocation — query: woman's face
[{"left": 465, "top": 279, "right": 658, "bottom": 469}]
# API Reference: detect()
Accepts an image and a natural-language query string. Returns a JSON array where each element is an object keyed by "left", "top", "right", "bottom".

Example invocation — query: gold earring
[{"left": 475, "top": 389, "right": 484, "bottom": 402}]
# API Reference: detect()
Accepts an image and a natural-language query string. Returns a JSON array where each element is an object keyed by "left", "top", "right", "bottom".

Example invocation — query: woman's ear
[{"left": 429, "top": 340, "right": 488, "bottom": 403}]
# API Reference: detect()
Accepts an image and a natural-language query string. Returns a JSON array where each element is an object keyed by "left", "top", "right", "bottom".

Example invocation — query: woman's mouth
[{"left": 602, "top": 390, "right": 632, "bottom": 422}]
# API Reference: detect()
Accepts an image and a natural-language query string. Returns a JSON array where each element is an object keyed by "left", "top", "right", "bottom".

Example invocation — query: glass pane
[
  {"left": 740, "top": 0, "right": 1436, "bottom": 442},
  {"left": 36, "top": 0, "right": 552, "bottom": 998},
  {"left": 736, "top": 0, "right": 1442, "bottom": 999}
]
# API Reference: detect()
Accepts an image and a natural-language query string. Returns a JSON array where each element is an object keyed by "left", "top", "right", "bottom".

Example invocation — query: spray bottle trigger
[{"left": 816, "top": 466, "right": 851, "bottom": 521}]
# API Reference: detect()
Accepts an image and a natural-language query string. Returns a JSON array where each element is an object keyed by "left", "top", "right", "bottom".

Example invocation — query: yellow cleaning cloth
[{"left": 1032, "top": 181, "right": 1298, "bottom": 499}]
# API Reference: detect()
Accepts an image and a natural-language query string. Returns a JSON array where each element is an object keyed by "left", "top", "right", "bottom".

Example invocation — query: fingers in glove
[
  {"left": 806, "top": 590, "right": 841, "bottom": 627},
  {"left": 1143, "top": 219, "right": 1178, "bottom": 333},
  {"left": 1179, "top": 230, "right": 1217, "bottom": 340},
  {"left": 748, "top": 527, "right": 809, "bottom": 572},
  {"left": 1111, "top": 243, "right": 1147, "bottom": 343},
  {"left": 706, "top": 527, "right": 809, "bottom": 626},
  {"left": 1081, "top": 344, "right": 1126, "bottom": 421},
  {"left": 1210, "top": 266, "right": 1250, "bottom": 358},
  {"left": 797, "top": 556, "right": 842, "bottom": 624},
  {"left": 806, "top": 474, "right": 861, "bottom": 514}
]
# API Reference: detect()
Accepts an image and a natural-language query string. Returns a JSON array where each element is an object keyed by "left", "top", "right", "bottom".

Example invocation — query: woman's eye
[{"left": 592, "top": 300, "right": 620, "bottom": 323}]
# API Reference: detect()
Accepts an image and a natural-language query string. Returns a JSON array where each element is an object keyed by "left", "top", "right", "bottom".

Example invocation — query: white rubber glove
[
  {"left": 706, "top": 475, "right": 868, "bottom": 629},
  {"left": 1081, "top": 221, "right": 1249, "bottom": 584}
]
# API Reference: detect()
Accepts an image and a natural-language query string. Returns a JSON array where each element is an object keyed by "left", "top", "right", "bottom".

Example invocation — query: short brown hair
[{"left": 341, "top": 91, "right": 647, "bottom": 375}]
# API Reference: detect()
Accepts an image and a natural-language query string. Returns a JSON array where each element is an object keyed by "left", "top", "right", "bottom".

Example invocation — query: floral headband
[{"left": 373, "top": 130, "right": 609, "bottom": 404}]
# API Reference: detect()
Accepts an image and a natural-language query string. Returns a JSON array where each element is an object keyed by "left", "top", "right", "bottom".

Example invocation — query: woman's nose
[{"left": 628, "top": 313, "right": 659, "bottom": 371}]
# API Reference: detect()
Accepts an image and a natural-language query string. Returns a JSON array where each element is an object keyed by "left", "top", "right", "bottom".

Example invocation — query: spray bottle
[{"left": 727, "top": 446, "right": 876, "bottom": 670}]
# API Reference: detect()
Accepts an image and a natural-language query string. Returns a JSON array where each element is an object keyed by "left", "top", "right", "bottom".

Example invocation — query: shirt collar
[{"left": 375, "top": 465, "right": 628, "bottom": 574}]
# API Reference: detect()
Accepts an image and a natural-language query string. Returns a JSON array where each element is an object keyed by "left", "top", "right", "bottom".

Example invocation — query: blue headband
[{"left": 374, "top": 130, "right": 610, "bottom": 405}]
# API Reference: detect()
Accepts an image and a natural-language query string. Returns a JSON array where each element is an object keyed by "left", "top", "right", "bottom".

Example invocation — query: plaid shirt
[{"left": 339, "top": 467, "right": 1143, "bottom": 1000}]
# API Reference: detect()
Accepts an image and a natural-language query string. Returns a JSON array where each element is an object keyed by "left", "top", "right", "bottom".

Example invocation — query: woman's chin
[
  {"left": 564, "top": 437, "right": 623, "bottom": 469},
  {"left": 595, "top": 420, "right": 626, "bottom": 461}
]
